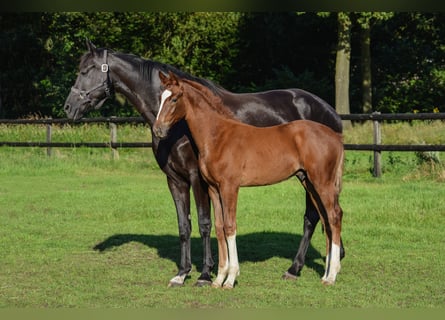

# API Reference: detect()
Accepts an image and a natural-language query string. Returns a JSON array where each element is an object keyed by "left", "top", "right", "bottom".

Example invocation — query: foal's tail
[{"left": 334, "top": 149, "right": 344, "bottom": 196}]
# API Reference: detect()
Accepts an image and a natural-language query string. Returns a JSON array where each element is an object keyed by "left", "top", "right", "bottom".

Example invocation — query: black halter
[{"left": 70, "top": 49, "right": 113, "bottom": 108}]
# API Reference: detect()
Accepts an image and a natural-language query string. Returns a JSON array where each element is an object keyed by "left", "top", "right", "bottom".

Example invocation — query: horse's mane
[
  {"left": 80, "top": 48, "right": 225, "bottom": 97},
  {"left": 108, "top": 50, "right": 225, "bottom": 97},
  {"left": 180, "top": 78, "right": 236, "bottom": 119}
]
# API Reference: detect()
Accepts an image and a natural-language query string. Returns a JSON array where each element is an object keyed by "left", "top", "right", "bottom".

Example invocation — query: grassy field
[{"left": 1, "top": 121, "right": 445, "bottom": 308}]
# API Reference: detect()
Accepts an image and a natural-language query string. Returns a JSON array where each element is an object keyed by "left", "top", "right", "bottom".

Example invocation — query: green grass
[{"left": 1, "top": 122, "right": 445, "bottom": 308}]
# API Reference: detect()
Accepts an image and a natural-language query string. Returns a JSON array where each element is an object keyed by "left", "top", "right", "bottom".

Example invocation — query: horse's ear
[{"left": 85, "top": 38, "right": 97, "bottom": 55}]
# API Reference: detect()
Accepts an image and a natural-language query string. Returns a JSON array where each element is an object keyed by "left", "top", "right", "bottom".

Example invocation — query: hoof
[
  {"left": 194, "top": 279, "right": 212, "bottom": 287},
  {"left": 211, "top": 282, "right": 222, "bottom": 288},
  {"left": 222, "top": 283, "right": 234, "bottom": 290},
  {"left": 282, "top": 271, "right": 298, "bottom": 281},
  {"left": 167, "top": 274, "right": 188, "bottom": 288},
  {"left": 168, "top": 281, "right": 184, "bottom": 288},
  {"left": 321, "top": 279, "right": 335, "bottom": 286},
  {"left": 167, "top": 281, "right": 184, "bottom": 288}
]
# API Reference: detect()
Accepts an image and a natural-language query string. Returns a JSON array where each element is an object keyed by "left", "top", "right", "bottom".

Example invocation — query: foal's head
[{"left": 153, "top": 71, "right": 186, "bottom": 139}]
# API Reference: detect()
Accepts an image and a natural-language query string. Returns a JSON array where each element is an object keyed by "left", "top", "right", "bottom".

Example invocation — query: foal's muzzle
[{"left": 153, "top": 123, "right": 170, "bottom": 139}]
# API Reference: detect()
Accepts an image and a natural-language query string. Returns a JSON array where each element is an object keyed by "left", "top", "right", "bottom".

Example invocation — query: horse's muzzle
[{"left": 64, "top": 102, "right": 83, "bottom": 121}]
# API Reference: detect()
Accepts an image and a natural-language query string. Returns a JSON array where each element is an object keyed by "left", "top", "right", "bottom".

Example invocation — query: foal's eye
[{"left": 171, "top": 98, "right": 178, "bottom": 103}]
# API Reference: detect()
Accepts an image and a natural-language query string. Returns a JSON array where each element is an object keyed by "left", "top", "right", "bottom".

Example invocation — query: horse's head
[
  {"left": 64, "top": 39, "right": 114, "bottom": 120},
  {"left": 153, "top": 71, "right": 185, "bottom": 139}
]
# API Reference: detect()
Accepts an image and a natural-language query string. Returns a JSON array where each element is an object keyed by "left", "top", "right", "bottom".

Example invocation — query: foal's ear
[
  {"left": 159, "top": 70, "right": 179, "bottom": 86},
  {"left": 159, "top": 71, "right": 169, "bottom": 85}
]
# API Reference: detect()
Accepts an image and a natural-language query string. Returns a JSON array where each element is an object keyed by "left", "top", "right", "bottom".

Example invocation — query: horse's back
[{"left": 219, "top": 88, "right": 342, "bottom": 133}]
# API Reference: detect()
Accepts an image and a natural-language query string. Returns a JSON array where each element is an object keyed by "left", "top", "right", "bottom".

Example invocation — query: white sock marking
[
  {"left": 331, "top": 243, "right": 341, "bottom": 273},
  {"left": 224, "top": 233, "right": 240, "bottom": 287}
]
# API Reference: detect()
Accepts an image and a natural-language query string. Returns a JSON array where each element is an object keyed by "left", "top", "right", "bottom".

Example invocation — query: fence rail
[{"left": 1, "top": 113, "right": 444, "bottom": 177}]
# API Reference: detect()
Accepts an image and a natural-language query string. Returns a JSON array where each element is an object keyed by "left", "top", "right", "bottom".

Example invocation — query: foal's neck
[{"left": 183, "top": 84, "right": 237, "bottom": 151}]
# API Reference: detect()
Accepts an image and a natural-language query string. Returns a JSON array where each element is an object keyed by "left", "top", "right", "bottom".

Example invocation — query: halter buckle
[{"left": 101, "top": 64, "right": 109, "bottom": 73}]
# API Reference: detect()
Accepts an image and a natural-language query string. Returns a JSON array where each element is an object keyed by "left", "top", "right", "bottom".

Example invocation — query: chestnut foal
[{"left": 154, "top": 71, "right": 344, "bottom": 288}]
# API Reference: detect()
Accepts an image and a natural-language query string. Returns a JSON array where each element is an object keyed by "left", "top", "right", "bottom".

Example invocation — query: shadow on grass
[{"left": 93, "top": 232, "right": 325, "bottom": 277}]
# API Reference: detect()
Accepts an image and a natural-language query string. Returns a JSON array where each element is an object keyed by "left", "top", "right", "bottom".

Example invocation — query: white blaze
[{"left": 157, "top": 89, "right": 172, "bottom": 120}]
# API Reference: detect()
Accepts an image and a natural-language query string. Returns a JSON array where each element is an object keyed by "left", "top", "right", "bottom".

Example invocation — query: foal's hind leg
[
  {"left": 295, "top": 174, "right": 342, "bottom": 285},
  {"left": 285, "top": 191, "right": 345, "bottom": 280},
  {"left": 318, "top": 190, "right": 343, "bottom": 285}
]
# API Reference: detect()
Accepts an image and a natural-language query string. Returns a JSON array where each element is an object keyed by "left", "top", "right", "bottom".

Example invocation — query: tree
[
  {"left": 335, "top": 12, "right": 352, "bottom": 128},
  {"left": 371, "top": 13, "right": 445, "bottom": 113},
  {"left": 356, "top": 12, "right": 394, "bottom": 113}
]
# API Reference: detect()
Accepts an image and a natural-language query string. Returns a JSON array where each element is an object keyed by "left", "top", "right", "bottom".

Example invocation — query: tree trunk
[
  {"left": 0, "top": 83, "right": 2, "bottom": 118},
  {"left": 335, "top": 12, "right": 352, "bottom": 129},
  {"left": 361, "top": 26, "right": 372, "bottom": 113}
]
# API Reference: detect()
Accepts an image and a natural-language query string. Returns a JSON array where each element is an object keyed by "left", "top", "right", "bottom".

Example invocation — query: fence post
[
  {"left": 372, "top": 111, "right": 382, "bottom": 177},
  {"left": 109, "top": 118, "right": 119, "bottom": 160},
  {"left": 46, "top": 122, "right": 52, "bottom": 157}
]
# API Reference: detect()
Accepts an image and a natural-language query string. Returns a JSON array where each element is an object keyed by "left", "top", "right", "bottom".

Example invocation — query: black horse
[{"left": 64, "top": 40, "right": 344, "bottom": 287}]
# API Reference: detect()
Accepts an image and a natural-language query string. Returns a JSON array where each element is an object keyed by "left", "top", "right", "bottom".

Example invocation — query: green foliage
[
  {"left": 355, "top": 12, "right": 394, "bottom": 29},
  {"left": 2, "top": 12, "right": 445, "bottom": 118},
  {"left": 371, "top": 13, "right": 445, "bottom": 113},
  {"left": 152, "top": 12, "right": 242, "bottom": 83}
]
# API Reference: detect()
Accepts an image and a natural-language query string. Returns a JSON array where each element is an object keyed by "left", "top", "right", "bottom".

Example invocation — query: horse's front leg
[
  {"left": 166, "top": 176, "right": 192, "bottom": 287},
  {"left": 190, "top": 172, "right": 214, "bottom": 286},
  {"left": 208, "top": 186, "right": 230, "bottom": 288}
]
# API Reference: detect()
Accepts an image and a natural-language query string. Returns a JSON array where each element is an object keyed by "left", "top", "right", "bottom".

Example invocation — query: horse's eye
[
  {"left": 80, "top": 65, "right": 94, "bottom": 75},
  {"left": 171, "top": 98, "right": 178, "bottom": 103}
]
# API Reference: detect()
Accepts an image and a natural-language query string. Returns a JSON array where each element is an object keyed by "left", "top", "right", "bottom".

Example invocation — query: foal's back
[{"left": 211, "top": 118, "right": 343, "bottom": 187}]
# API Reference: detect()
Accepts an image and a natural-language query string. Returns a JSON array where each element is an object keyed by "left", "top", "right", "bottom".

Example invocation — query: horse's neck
[{"left": 109, "top": 54, "right": 159, "bottom": 125}]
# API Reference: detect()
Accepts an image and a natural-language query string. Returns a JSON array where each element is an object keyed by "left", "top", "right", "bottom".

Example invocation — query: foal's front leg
[
  {"left": 208, "top": 187, "right": 229, "bottom": 288},
  {"left": 219, "top": 184, "right": 240, "bottom": 289}
]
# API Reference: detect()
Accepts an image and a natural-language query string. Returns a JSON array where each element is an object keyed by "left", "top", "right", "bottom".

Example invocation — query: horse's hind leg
[
  {"left": 166, "top": 176, "right": 192, "bottom": 287},
  {"left": 190, "top": 172, "right": 214, "bottom": 286},
  {"left": 283, "top": 191, "right": 318, "bottom": 279}
]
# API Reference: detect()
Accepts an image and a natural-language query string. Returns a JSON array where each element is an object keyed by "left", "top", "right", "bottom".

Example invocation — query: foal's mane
[{"left": 180, "top": 78, "right": 236, "bottom": 119}]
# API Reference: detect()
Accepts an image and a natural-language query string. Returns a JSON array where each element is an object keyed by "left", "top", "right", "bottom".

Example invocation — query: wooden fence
[{"left": 1, "top": 113, "right": 445, "bottom": 177}]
